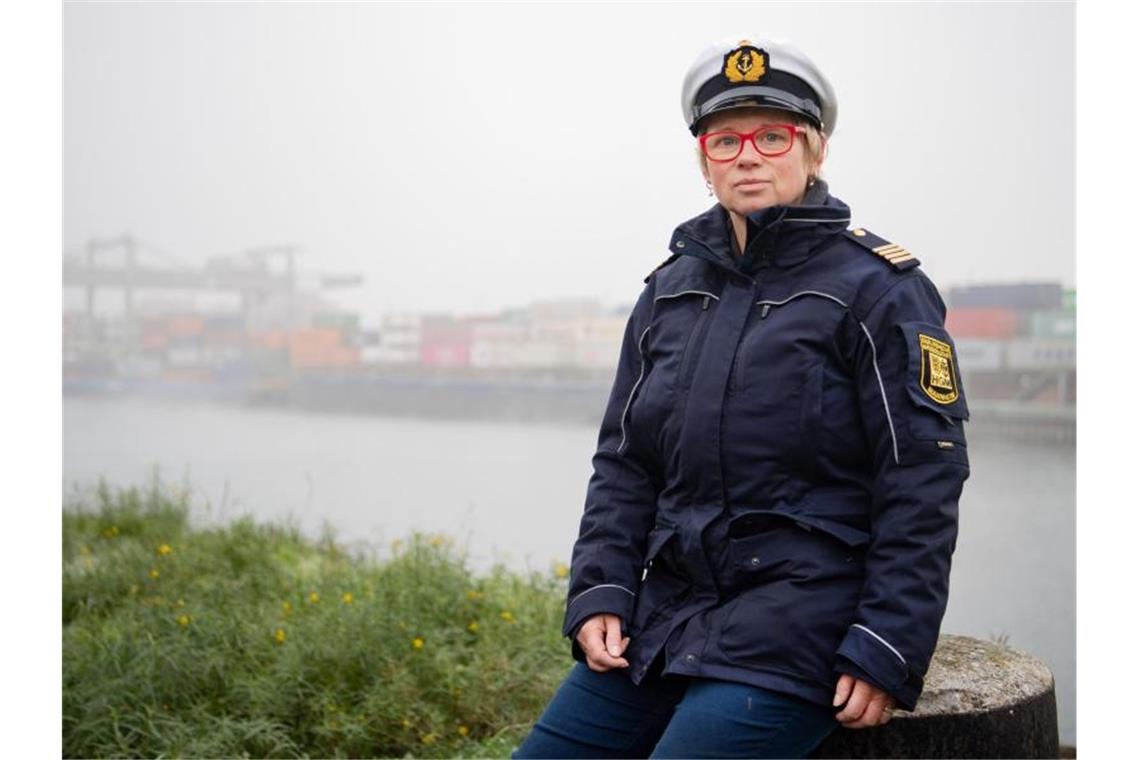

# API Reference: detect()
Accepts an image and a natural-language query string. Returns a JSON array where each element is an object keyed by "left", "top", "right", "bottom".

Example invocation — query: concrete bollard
[{"left": 813, "top": 634, "right": 1060, "bottom": 759}]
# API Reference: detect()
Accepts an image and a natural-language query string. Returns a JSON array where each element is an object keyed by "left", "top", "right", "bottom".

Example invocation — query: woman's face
[{"left": 699, "top": 107, "right": 822, "bottom": 214}]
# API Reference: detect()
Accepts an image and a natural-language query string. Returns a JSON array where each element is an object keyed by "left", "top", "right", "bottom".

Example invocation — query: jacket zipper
[{"left": 678, "top": 295, "right": 712, "bottom": 388}]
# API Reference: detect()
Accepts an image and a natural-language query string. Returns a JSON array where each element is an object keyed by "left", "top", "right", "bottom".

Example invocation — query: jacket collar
[{"left": 667, "top": 180, "right": 851, "bottom": 275}]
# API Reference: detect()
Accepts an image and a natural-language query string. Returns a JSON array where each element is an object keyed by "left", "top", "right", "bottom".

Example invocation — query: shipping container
[
  {"left": 167, "top": 346, "right": 204, "bottom": 368},
  {"left": 290, "top": 344, "right": 360, "bottom": 368},
  {"left": 952, "top": 339, "right": 1005, "bottom": 372},
  {"left": 312, "top": 311, "right": 360, "bottom": 332},
  {"left": 1026, "top": 311, "right": 1075, "bottom": 339},
  {"left": 946, "top": 308, "right": 1020, "bottom": 339},
  {"left": 1005, "top": 339, "right": 1076, "bottom": 370},
  {"left": 946, "top": 283, "right": 1063, "bottom": 311},
  {"left": 168, "top": 315, "right": 206, "bottom": 336},
  {"left": 420, "top": 342, "right": 470, "bottom": 367}
]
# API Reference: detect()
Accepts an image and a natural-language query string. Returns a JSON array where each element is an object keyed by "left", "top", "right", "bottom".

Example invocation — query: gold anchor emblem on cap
[{"left": 724, "top": 44, "right": 767, "bottom": 83}]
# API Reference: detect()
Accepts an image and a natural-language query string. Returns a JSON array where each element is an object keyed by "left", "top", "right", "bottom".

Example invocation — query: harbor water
[{"left": 63, "top": 395, "right": 1076, "bottom": 744}]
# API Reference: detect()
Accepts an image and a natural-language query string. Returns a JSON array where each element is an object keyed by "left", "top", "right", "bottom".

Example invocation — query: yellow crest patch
[
  {"left": 918, "top": 334, "right": 959, "bottom": 404},
  {"left": 723, "top": 45, "right": 768, "bottom": 83}
]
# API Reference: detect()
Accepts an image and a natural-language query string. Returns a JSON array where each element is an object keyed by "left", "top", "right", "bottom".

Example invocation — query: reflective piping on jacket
[
  {"left": 852, "top": 623, "right": 907, "bottom": 666},
  {"left": 568, "top": 583, "right": 636, "bottom": 608},
  {"left": 654, "top": 290, "right": 720, "bottom": 302},
  {"left": 618, "top": 324, "right": 652, "bottom": 454},
  {"left": 756, "top": 290, "right": 848, "bottom": 309},
  {"left": 781, "top": 216, "right": 851, "bottom": 224},
  {"left": 857, "top": 321, "right": 901, "bottom": 464}
]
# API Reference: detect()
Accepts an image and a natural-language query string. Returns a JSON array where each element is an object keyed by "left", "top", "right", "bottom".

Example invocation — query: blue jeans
[{"left": 513, "top": 662, "right": 839, "bottom": 759}]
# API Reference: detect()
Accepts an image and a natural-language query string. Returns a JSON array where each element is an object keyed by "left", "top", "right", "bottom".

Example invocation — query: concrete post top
[{"left": 909, "top": 633, "right": 1056, "bottom": 717}]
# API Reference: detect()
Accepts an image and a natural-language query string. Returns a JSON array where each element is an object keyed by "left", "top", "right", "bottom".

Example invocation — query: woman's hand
[
  {"left": 832, "top": 673, "right": 896, "bottom": 729},
  {"left": 576, "top": 613, "right": 631, "bottom": 672}
]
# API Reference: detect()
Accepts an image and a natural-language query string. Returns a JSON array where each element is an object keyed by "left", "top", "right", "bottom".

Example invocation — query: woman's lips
[{"left": 734, "top": 178, "right": 770, "bottom": 189}]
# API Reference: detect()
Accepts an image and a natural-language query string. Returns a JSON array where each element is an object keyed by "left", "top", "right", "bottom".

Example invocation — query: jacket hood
[{"left": 668, "top": 179, "right": 851, "bottom": 275}]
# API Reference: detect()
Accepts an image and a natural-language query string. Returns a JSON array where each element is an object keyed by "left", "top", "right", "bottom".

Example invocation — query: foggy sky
[{"left": 63, "top": 1, "right": 1075, "bottom": 321}]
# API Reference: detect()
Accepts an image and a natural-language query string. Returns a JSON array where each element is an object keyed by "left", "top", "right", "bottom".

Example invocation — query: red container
[
  {"left": 945, "top": 307, "right": 1019, "bottom": 339},
  {"left": 420, "top": 342, "right": 470, "bottom": 367}
]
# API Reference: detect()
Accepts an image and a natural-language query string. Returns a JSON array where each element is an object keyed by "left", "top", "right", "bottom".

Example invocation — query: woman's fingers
[
  {"left": 604, "top": 614, "right": 625, "bottom": 658},
  {"left": 836, "top": 678, "right": 893, "bottom": 729},
  {"left": 576, "top": 614, "right": 629, "bottom": 672},
  {"left": 834, "top": 678, "right": 871, "bottom": 724},
  {"left": 832, "top": 673, "right": 855, "bottom": 708}
]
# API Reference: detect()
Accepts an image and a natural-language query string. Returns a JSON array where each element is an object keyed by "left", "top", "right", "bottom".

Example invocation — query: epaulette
[
  {"left": 644, "top": 252, "right": 681, "bottom": 283},
  {"left": 844, "top": 228, "right": 920, "bottom": 271}
]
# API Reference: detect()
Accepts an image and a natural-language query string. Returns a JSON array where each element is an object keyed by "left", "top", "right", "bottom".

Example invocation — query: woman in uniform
[{"left": 514, "top": 36, "right": 970, "bottom": 759}]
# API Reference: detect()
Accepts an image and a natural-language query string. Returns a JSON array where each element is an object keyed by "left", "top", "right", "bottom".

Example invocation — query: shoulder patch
[
  {"left": 644, "top": 252, "right": 681, "bottom": 282},
  {"left": 845, "top": 228, "right": 921, "bottom": 271}
]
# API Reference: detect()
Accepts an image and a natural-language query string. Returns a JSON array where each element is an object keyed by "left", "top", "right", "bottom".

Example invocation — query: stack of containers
[
  {"left": 288, "top": 327, "right": 360, "bottom": 369},
  {"left": 944, "top": 282, "right": 1075, "bottom": 390},
  {"left": 164, "top": 314, "right": 208, "bottom": 382}
]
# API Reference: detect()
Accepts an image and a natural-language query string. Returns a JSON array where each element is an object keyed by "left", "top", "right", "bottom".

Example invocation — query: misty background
[
  {"left": 65, "top": 2, "right": 1073, "bottom": 316},
  {"left": 63, "top": 1, "right": 1076, "bottom": 746}
]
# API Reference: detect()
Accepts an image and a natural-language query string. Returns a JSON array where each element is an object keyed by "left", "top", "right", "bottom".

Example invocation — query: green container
[
  {"left": 312, "top": 311, "right": 360, "bottom": 332},
  {"left": 1062, "top": 288, "right": 1076, "bottom": 312},
  {"left": 1028, "top": 310, "right": 1075, "bottom": 339}
]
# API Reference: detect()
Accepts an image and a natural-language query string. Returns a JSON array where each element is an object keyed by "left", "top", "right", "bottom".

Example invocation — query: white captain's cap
[{"left": 681, "top": 37, "right": 838, "bottom": 136}]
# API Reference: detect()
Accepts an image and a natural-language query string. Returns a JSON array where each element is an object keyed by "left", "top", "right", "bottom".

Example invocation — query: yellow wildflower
[
  {"left": 148, "top": 568, "right": 160, "bottom": 579},
  {"left": 282, "top": 601, "right": 293, "bottom": 615},
  {"left": 102, "top": 525, "right": 119, "bottom": 538},
  {"left": 553, "top": 562, "right": 569, "bottom": 579},
  {"left": 79, "top": 545, "right": 92, "bottom": 556},
  {"left": 401, "top": 718, "right": 411, "bottom": 729},
  {"left": 157, "top": 543, "right": 173, "bottom": 556},
  {"left": 174, "top": 598, "right": 185, "bottom": 608},
  {"left": 467, "top": 621, "right": 479, "bottom": 633},
  {"left": 274, "top": 628, "right": 287, "bottom": 644},
  {"left": 176, "top": 614, "right": 191, "bottom": 627},
  {"left": 308, "top": 591, "right": 320, "bottom": 604},
  {"left": 341, "top": 592, "right": 354, "bottom": 605},
  {"left": 466, "top": 589, "right": 484, "bottom": 601},
  {"left": 499, "top": 610, "right": 515, "bottom": 623},
  {"left": 429, "top": 534, "right": 445, "bottom": 547},
  {"left": 420, "top": 732, "right": 437, "bottom": 745},
  {"left": 412, "top": 637, "right": 425, "bottom": 650},
  {"left": 457, "top": 724, "right": 470, "bottom": 737}
]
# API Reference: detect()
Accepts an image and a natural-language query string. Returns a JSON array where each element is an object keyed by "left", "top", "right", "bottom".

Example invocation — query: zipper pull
[
  {"left": 760, "top": 304, "right": 771, "bottom": 319},
  {"left": 702, "top": 295, "right": 711, "bottom": 310}
]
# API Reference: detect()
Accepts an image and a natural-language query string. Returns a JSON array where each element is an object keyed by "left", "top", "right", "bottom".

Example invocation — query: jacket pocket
[
  {"left": 630, "top": 525, "right": 688, "bottom": 637},
  {"left": 726, "top": 510, "right": 867, "bottom": 587},
  {"left": 643, "top": 525, "right": 677, "bottom": 572},
  {"left": 646, "top": 291, "right": 716, "bottom": 393},
  {"left": 792, "top": 361, "right": 824, "bottom": 472}
]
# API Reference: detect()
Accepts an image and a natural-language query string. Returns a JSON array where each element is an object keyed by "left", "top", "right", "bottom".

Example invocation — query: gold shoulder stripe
[{"left": 845, "top": 227, "right": 921, "bottom": 270}]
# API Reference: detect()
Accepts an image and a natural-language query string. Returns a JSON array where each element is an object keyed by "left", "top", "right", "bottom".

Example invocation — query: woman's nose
[{"left": 737, "top": 139, "right": 765, "bottom": 164}]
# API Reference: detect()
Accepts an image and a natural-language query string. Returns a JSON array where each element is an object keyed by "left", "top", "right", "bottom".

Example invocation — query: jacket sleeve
[
  {"left": 561, "top": 279, "right": 663, "bottom": 658},
  {"left": 835, "top": 272, "right": 971, "bottom": 711}
]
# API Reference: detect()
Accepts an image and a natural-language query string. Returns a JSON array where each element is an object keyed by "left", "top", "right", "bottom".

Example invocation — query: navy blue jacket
[{"left": 562, "top": 190, "right": 970, "bottom": 711}]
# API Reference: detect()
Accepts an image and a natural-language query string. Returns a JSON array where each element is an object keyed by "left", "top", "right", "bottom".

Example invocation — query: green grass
[{"left": 63, "top": 480, "right": 572, "bottom": 758}]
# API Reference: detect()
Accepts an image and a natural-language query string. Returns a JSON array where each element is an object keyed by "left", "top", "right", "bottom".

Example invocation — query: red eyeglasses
[{"left": 699, "top": 124, "right": 807, "bottom": 162}]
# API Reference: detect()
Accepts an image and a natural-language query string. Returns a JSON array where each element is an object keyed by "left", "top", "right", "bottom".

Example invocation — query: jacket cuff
[
  {"left": 561, "top": 584, "right": 636, "bottom": 639},
  {"left": 835, "top": 624, "right": 921, "bottom": 711}
]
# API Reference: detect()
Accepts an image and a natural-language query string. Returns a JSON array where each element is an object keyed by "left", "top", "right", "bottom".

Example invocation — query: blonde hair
[{"left": 695, "top": 107, "right": 827, "bottom": 183}]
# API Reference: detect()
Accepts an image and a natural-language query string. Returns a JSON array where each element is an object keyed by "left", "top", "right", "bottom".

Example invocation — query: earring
[{"left": 706, "top": 181, "right": 713, "bottom": 197}]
